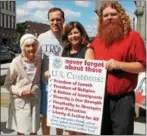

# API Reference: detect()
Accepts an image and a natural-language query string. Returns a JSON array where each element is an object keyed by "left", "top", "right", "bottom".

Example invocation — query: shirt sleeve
[
  {"left": 88, "top": 35, "right": 98, "bottom": 49},
  {"left": 4, "top": 60, "right": 22, "bottom": 96},
  {"left": 128, "top": 32, "right": 146, "bottom": 68}
]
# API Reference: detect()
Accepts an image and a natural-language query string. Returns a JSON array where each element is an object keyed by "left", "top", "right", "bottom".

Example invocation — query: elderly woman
[{"left": 4, "top": 34, "right": 41, "bottom": 135}]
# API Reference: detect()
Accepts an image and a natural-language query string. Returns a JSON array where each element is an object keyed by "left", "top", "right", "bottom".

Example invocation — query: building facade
[
  {"left": 134, "top": 0, "right": 146, "bottom": 41},
  {"left": 24, "top": 21, "right": 50, "bottom": 37},
  {"left": 0, "top": 1, "right": 16, "bottom": 46},
  {"left": 16, "top": 21, "right": 50, "bottom": 41}
]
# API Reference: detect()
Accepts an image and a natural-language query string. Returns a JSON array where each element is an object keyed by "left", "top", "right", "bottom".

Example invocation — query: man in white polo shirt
[{"left": 37, "top": 7, "right": 64, "bottom": 135}]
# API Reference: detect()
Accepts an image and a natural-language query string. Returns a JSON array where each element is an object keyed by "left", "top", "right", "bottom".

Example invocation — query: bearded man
[{"left": 90, "top": 1, "right": 146, "bottom": 135}]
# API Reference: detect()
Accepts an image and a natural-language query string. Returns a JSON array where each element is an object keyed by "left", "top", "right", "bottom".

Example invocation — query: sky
[{"left": 16, "top": 0, "right": 136, "bottom": 37}]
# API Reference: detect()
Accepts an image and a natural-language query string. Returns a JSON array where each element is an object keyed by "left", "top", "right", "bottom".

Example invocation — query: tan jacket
[{"left": 4, "top": 55, "right": 41, "bottom": 133}]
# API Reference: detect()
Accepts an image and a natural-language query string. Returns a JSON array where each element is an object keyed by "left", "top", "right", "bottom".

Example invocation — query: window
[
  {"left": 13, "top": 1, "right": 15, "bottom": 12},
  {"left": 2, "top": 14, "right": 4, "bottom": 27},
  {"left": 10, "top": 16, "right": 12, "bottom": 28},
  {"left": 2, "top": 1, "right": 4, "bottom": 9},
  {"left": 6, "top": 15, "right": 9, "bottom": 28},
  {"left": 6, "top": 1, "right": 8, "bottom": 10},
  {"left": 10, "top": 1, "right": 12, "bottom": 11},
  {"left": 13, "top": 16, "right": 16, "bottom": 29}
]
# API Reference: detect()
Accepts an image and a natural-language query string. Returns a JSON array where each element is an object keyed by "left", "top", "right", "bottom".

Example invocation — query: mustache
[
  {"left": 102, "top": 19, "right": 123, "bottom": 28},
  {"left": 99, "top": 18, "right": 124, "bottom": 46}
]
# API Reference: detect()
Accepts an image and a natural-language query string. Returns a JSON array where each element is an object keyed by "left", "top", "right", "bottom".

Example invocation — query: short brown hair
[
  {"left": 63, "top": 21, "right": 90, "bottom": 48},
  {"left": 48, "top": 7, "right": 65, "bottom": 20}
]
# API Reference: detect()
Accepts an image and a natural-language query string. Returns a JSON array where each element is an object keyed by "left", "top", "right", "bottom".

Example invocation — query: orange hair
[{"left": 96, "top": 1, "right": 132, "bottom": 37}]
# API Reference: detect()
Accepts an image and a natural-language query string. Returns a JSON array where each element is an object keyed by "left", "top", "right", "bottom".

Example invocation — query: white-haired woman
[{"left": 4, "top": 33, "right": 41, "bottom": 135}]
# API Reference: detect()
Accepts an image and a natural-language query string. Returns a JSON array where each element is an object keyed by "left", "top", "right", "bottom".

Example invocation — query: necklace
[{"left": 21, "top": 54, "right": 36, "bottom": 63}]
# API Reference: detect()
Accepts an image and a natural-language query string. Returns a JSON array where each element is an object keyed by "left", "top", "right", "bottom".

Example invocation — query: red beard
[{"left": 99, "top": 18, "right": 124, "bottom": 46}]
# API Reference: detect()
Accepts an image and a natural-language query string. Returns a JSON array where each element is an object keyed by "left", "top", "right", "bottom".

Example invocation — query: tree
[
  {"left": 16, "top": 23, "right": 27, "bottom": 36},
  {"left": 16, "top": 22, "right": 27, "bottom": 43}
]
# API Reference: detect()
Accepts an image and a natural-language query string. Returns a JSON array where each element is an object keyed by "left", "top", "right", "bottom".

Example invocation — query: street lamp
[
  {"left": 34, "top": 29, "right": 37, "bottom": 37},
  {"left": 25, "top": 25, "right": 30, "bottom": 33}
]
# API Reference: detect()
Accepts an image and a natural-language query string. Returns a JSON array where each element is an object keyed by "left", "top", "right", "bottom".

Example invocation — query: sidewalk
[
  {"left": 0, "top": 63, "right": 10, "bottom": 76},
  {"left": 0, "top": 63, "right": 10, "bottom": 84},
  {"left": 0, "top": 106, "right": 146, "bottom": 135},
  {"left": 1, "top": 87, "right": 9, "bottom": 107},
  {"left": 0, "top": 107, "right": 57, "bottom": 135}
]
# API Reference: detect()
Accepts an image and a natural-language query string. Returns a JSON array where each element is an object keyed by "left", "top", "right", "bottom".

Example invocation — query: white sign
[
  {"left": 134, "top": 72, "right": 146, "bottom": 109},
  {"left": 47, "top": 56, "right": 107, "bottom": 135}
]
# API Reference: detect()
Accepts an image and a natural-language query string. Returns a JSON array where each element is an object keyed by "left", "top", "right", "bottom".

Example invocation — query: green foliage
[{"left": 16, "top": 23, "right": 26, "bottom": 36}]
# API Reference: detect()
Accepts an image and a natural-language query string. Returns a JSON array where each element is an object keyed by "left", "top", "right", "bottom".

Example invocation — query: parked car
[
  {"left": 12, "top": 46, "right": 21, "bottom": 53},
  {"left": 0, "top": 46, "right": 15, "bottom": 63}
]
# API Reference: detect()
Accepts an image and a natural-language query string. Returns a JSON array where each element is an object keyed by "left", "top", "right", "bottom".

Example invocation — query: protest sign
[
  {"left": 47, "top": 56, "right": 107, "bottom": 135},
  {"left": 134, "top": 72, "right": 146, "bottom": 109}
]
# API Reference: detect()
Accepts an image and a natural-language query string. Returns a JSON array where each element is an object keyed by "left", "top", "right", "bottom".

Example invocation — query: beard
[{"left": 99, "top": 18, "right": 124, "bottom": 46}]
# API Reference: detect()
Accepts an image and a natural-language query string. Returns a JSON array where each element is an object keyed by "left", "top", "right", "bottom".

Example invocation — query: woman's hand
[{"left": 44, "top": 71, "right": 51, "bottom": 78}]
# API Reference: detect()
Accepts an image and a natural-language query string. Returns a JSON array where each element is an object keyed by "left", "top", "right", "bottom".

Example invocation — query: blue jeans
[{"left": 40, "top": 82, "right": 48, "bottom": 116}]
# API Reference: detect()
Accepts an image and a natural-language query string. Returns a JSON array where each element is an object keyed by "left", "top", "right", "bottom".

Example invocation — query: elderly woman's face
[
  {"left": 23, "top": 42, "right": 38, "bottom": 59},
  {"left": 67, "top": 27, "right": 82, "bottom": 47}
]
